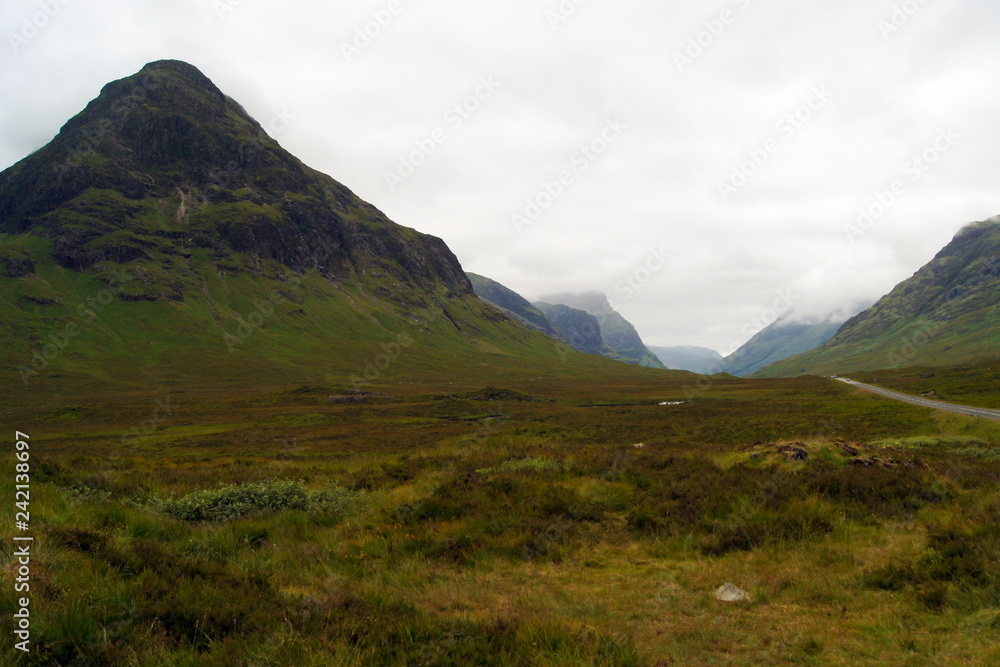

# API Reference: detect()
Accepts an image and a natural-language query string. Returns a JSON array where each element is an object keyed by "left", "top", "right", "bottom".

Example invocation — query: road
[{"left": 834, "top": 378, "right": 1000, "bottom": 421}]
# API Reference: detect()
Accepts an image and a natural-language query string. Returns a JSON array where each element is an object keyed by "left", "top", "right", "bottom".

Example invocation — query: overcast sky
[{"left": 2, "top": 0, "right": 998, "bottom": 354}]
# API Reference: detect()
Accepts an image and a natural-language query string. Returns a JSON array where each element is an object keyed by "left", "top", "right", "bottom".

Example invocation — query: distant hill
[
  {"left": 722, "top": 318, "right": 844, "bottom": 377},
  {"left": 537, "top": 292, "right": 665, "bottom": 369},
  {"left": 0, "top": 60, "right": 631, "bottom": 391},
  {"left": 649, "top": 346, "right": 722, "bottom": 374},
  {"left": 467, "top": 273, "right": 563, "bottom": 340},
  {"left": 759, "top": 217, "right": 1000, "bottom": 377}
]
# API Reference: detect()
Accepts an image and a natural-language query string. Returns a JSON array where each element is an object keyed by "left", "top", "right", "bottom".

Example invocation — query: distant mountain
[
  {"left": 0, "top": 60, "right": 606, "bottom": 390},
  {"left": 759, "top": 217, "right": 1000, "bottom": 377},
  {"left": 649, "top": 346, "right": 722, "bottom": 374},
  {"left": 467, "top": 273, "right": 563, "bottom": 340},
  {"left": 537, "top": 292, "right": 665, "bottom": 369},
  {"left": 534, "top": 302, "right": 608, "bottom": 356},
  {"left": 722, "top": 318, "right": 844, "bottom": 377}
]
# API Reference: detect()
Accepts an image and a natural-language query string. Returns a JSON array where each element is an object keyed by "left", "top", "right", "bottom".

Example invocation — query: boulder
[
  {"left": 715, "top": 583, "right": 751, "bottom": 603},
  {"left": 777, "top": 444, "right": 808, "bottom": 461}
]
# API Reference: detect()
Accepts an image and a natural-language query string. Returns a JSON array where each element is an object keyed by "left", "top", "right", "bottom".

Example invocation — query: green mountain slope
[
  {"left": 537, "top": 292, "right": 665, "bottom": 368},
  {"left": 0, "top": 60, "right": 668, "bottom": 395},
  {"left": 723, "top": 317, "right": 844, "bottom": 377},
  {"left": 467, "top": 273, "right": 564, "bottom": 340},
  {"left": 759, "top": 217, "right": 1000, "bottom": 377}
]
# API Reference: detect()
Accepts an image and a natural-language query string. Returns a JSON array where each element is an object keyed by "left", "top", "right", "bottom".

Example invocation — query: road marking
[{"left": 834, "top": 378, "right": 1000, "bottom": 421}]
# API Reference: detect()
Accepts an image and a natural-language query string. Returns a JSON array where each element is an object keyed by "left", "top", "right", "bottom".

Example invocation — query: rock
[
  {"left": 850, "top": 454, "right": 897, "bottom": 469},
  {"left": 328, "top": 392, "right": 394, "bottom": 404},
  {"left": 715, "top": 583, "right": 750, "bottom": 603},
  {"left": 328, "top": 395, "right": 365, "bottom": 404},
  {"left": 836, "top": 442, "right": 860, "bottom": 456},
  {"left": 777, "top": 444, "right": 808, "bottom": 461}
]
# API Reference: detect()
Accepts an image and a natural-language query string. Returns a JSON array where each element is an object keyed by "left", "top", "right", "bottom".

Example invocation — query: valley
[
  {"left": 3, "top": 364, "right": 1000, "bottom": 665},
  {"left": 1, "top": 59, "right": 998, "bottom": 666}
]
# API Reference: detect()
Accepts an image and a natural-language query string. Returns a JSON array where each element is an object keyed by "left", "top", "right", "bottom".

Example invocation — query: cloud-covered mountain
[
  {"left": 759, "top": 216, "right": 1000, "bottom": 377},
  {"left": 648, "top": 346, "right": 722, "bottom": 374}
]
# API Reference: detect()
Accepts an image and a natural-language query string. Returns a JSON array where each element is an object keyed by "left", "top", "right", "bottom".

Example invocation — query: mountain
[
  {"left": 533, "top": 302, "right": 609, "bottom": 356},
  {"left": 649, "top": 346, "right": 723, "bottom": 374},
  {"left": 536, "top": 292, "right": 665, "bottom": 368},
  {"left": 758, "top": 217, "right": 1000, "bottom": 377},
  {"left": 721, "top": 317, "right": 844, "bottom": 377},
  {"left": 467, "top": 273, "right": 563, "bottom": 340},
  {"left": 0, "top": 60, "right": 637, "bottom": 391}
]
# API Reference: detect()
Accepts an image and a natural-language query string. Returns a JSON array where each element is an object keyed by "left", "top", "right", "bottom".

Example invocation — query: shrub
[
  {"left": 155, "top": 480, "right": 353, "bottom": 522},
  {"left": 476, "top": 457, "right": 563, "bottom": 475}
]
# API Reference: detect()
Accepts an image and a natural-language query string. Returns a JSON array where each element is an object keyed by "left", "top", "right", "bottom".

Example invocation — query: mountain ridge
[
  {"left": 758, "top": 217, "right": 1000, "bottom": 377},
  {"left": 1, "top": 59, "right": 670, "bottom": 392},
  {"left": 537, "top": 291, "right": 665, "bottom": 368}
]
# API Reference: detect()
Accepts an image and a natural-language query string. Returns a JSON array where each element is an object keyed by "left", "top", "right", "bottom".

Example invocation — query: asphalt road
[{"left": 834, "top": 378, "right": 1000, "bottom": 421}]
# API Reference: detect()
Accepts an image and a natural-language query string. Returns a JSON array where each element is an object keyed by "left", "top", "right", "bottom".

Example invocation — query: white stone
[{"left": 715, "top": 582, "right": 750, "bottom": 603}]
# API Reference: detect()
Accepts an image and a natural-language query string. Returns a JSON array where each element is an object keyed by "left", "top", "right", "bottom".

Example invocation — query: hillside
[
  {"left": 467, "top": 273, "right": 564, "bottom": 340},
  {"left": 533, "top": 302, "right": 609, "bottom": 356},
  {"left": 759, "top": 217, "right": 1000, "bottom": 377},
  {"left": 537, "top": 292, "right": 665, "bottom": 368},
  {"left": 0, "top": 60, "right": 652, "bottom": 394},
  {"left": 723, "top": 317, "right": 844, "bottom": 377}
]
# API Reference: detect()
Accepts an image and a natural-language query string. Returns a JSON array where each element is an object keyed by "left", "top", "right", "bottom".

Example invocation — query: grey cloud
[{"left": 1, "top": 0, "right": 997, "bottom": 353}]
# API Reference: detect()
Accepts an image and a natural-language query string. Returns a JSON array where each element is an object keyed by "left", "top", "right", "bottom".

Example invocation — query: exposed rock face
[
  {"left": 535, "top": 302, "right": 607, "bottom": 355},
  {"left": 538, "top": 291, "right": 664, "bottom": 368},
  {"left": 0, "top": 59, "right": 473, "bottom": 301},
  {"left": 467, "top": 273, "right": 563, "bottom": 339}
]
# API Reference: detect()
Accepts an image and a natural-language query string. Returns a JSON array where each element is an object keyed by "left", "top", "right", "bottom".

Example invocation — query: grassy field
[
  {"left": 844, "top": 356, "right": 1000, "bottom": 410},
  {"left": 3, "top": 369, "right": 1000, "bottom": 665}
]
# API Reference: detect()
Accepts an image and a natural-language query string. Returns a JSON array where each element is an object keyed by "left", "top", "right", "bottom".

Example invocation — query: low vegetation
[{"left": 3, "top": 371, "right": 1000, "bottom": 665}]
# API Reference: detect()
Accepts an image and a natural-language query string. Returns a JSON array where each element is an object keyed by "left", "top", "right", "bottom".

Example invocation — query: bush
[
  {"left": 155, "top": 480, "right": 353, "bottom": 522},
  {"left": 476, "top": 457, "right": 563, "bottom": 475}
]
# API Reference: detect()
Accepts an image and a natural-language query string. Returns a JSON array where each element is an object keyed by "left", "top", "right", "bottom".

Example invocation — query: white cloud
[{"left": 1, "top": 0, "right": 997, "bottom": 352}]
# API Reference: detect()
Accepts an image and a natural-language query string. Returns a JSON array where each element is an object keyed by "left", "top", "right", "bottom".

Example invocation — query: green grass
[{"left": 3, "top": 371, "right": 1000, "bottom": 664}]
